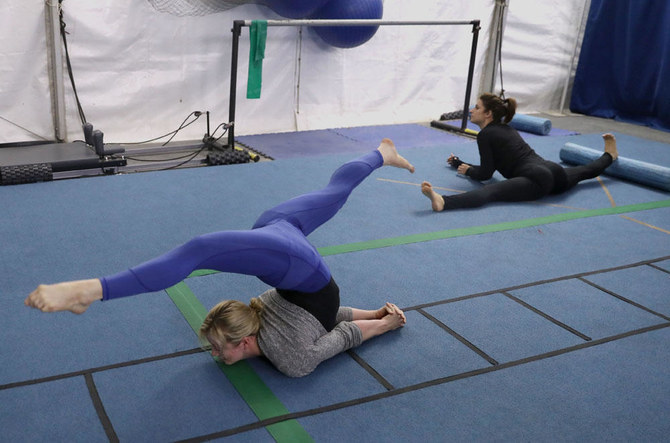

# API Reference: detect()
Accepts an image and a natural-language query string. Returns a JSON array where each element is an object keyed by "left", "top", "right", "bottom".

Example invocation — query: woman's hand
[
  {"left": 448, "top": 154, "right": 468, "bottom": 172},
  {"left": 456, "top": 163, "right": 471, "bottom": 175},
  {"left": 447, "top": 153, "right": 458, "bottom": 166}
]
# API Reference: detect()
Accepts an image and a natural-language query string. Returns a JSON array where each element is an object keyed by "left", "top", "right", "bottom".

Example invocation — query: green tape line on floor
[
  {"left": 317, "top": 199, "right": 670, "bottom": 256},
  {"left": 166, "top": 282, "right": 312, "bottom": 442}
]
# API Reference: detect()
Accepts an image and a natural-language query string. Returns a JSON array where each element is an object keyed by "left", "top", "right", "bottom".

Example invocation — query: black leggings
[
  {"left": 277, "top": 277, "right": 340, "bottom": 331},
  {"left": 441, "top": 154, "right": 613, "bottom": 210}
]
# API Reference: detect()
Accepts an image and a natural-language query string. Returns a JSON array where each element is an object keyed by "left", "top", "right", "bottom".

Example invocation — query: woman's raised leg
[{"left": 253, "top": 139, "right": 414, "bottom": 235}]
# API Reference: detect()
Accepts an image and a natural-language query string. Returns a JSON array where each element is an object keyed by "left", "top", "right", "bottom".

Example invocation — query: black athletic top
[{"left": 467, "top": 123, "right": 544, "bottom": 181}]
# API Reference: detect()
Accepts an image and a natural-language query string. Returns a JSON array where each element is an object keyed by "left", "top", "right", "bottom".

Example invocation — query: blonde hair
[
  {"left": 479, "top": 93, "right": 517, "bottom": 124},
  {"left": 199, "top": 298, "right": 263, "bottom": 347}
]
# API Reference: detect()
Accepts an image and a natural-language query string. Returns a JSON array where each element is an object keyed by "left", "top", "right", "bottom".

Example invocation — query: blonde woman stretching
[{"left": 25, "top": 139, "right": 412, "bottom": 377}]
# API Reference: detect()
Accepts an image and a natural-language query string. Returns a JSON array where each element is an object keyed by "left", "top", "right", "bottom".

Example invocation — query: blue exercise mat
[{"left": 237, "top": 124, "right": 465, "bottom": 159}]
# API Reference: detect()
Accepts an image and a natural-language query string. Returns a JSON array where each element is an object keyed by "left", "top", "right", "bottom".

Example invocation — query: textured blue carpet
[
  {"left": 1, "top": 130, "right": 668, "bottom": 441},
  {"left": 237, "top": 123, "right": 465, "bottom": 159},
  {"left": 298, "top": 327, "right": 670, "bottom": 442}
]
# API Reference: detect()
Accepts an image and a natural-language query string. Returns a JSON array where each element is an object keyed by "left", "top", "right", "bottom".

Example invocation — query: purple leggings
[{"left": 101, "top": 150, "right": 383, "bottom": 300}]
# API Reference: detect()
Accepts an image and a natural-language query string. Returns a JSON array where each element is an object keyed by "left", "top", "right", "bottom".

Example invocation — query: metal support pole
[
  {"left": 460, "top": 20, "right": 481, "bottom": 130},
  {"left": 227, "top": 20, "right": 243, "bottom": 149}
]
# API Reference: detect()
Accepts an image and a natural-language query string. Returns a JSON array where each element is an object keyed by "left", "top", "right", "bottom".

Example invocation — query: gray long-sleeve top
[{"left": 256, "top": 289, "right": 363, "bottom": 377}]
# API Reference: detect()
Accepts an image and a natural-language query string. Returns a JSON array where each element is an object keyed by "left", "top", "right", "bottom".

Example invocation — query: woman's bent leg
[
  {"left": 253, "top": 139, "right": 413, "bottom": 235},
  {"left": 252, "top": 150, "right": 384, "bottom": 235}
]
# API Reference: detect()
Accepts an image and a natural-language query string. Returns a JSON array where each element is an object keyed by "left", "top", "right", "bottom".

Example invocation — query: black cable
[
  {"left": 497, "top": 0, "right": 508, "bottom": 99},
  {"left": 159, "top": 112, "right": 202, "bottom": 146},
  {"left": 59, "top": 0, "right": 87, "bottom": 125},
  {"left": 210, "top": 123, "right": 231, "bottom": 142},
  {"left": 123, "top": 121, "right": 226, "bottom": 164},
  {"left": 115, "top": 111, "right": 202, "bottom": 146},
  {"left": 123, "top": 150, "right": 205, "bottom": 162},
  {"left": 156, "top": 145, "right": 208, "bottom": 171}
]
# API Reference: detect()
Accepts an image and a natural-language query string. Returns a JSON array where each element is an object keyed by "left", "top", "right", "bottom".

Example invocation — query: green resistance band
[
  {"left": 165, "top": 282, "right": 312, "bottom": 442},
  {"left": 247, "top": 20, "right": 267, "bottom": 99}
]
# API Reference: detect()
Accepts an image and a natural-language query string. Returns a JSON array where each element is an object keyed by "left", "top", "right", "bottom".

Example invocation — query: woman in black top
[{"left": 421, "top": 93, "right": 618, "bottom": 211}]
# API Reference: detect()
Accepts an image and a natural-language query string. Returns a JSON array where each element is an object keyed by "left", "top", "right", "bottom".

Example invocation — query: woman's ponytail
[
  {"left": 503, "top": 97, "right": 517, "bottom": 124},
  {"left": 479, "top": 93, "right": 517, "bottom": 125}
]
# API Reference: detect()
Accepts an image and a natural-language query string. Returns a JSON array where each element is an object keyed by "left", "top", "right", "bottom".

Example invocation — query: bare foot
[
  {"left": 377, "top": 138, "right": 415, "bottom": 173},
  {"left": 602, "top": 133, "right": 618, "bottom": 160},
  {"left": 421, "top": 181, "right": 445, "bottom": 212},
  {"left": 376, "top": 302, "right": 407, "bottom": 324},
  {"left": 24, "top": 279, "right": 103, "bottom": 314},
  {"left": 381, "top": 309, "right": 406, "bottom": 332}
]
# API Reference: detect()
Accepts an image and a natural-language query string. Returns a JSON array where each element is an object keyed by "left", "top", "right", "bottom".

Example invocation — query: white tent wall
[
  {"left": 493, "top": 0, "right": 589, "bottom": 114},
  {"left": 0, "top": 2, "right": 53, "bottom": 143},
  {"left": 0, "top": 0, "right": 589, "bottom": 145},
  {"left": 293, "top": 1, "right": 496, "bottom": 131}
]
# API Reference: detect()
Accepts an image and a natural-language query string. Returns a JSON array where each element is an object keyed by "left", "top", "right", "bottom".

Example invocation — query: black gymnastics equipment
[
  {"left": 0, "top": 115, "right": 259, "bottom": 186},
  {"left": 0, "top": 123, "right": 127, "bottom": 186},
  {"left": 223, "top": 18, "right": 482, "bottom": 149}
]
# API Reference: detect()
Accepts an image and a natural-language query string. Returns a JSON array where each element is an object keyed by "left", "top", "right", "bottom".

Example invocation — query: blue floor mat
[
  {"left": 0, "top": 377, "right": 108, "bottom": 442},
  {"left": 297, "top": 327, "right": 670, "bottom": 442},
  {"left": 582, "top": 266, "right": 670, "bottom": 317},
  {"left": 509, "top": 278, "right": 667, "bottom": 339},
  {"left": 424, "top": 293, "right": 586, "bottom": 363},
  {"left": 2, "top": 131, "right": 669, "bottom": 441},
  {"left": 237, "top": 123, "right": 466, "bottom": 159},
  {"left": 92, "top": 352, "right": 260, "bottom": 441}
]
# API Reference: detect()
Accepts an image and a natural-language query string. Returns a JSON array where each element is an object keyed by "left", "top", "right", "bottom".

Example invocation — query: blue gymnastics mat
[
  {"left": 237, "top": 123, "right": 466, "bottom": 159},
  {"left": 1, "top": 132, "right": 669, "bottom": 441}
]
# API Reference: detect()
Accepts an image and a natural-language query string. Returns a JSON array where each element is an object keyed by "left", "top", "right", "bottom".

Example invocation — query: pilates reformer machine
[{"left": 0, "top": 113, "right": 256, "bottom": 186}]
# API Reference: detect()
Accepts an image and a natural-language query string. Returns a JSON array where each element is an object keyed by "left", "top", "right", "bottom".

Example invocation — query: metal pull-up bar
[{"left": 226, "top": 19, "right": 481, "bottom": 148}]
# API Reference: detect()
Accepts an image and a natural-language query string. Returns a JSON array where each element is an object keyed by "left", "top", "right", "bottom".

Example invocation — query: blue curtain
[{"left": 570, "top": 0, "right": 670, "bottom": 131}]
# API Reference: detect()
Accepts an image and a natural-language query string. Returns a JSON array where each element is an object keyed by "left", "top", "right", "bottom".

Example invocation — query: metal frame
[{"left": 226, "top": 18, "right": 481, "bottom": 148}]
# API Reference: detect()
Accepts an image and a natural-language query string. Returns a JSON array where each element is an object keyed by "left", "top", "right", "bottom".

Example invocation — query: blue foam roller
[
  {"left": 509, "top": 114, "right": 552, "bottom": 135},
  {"left": 560, "top": 142, "right": 670, "bottom": 191}
]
